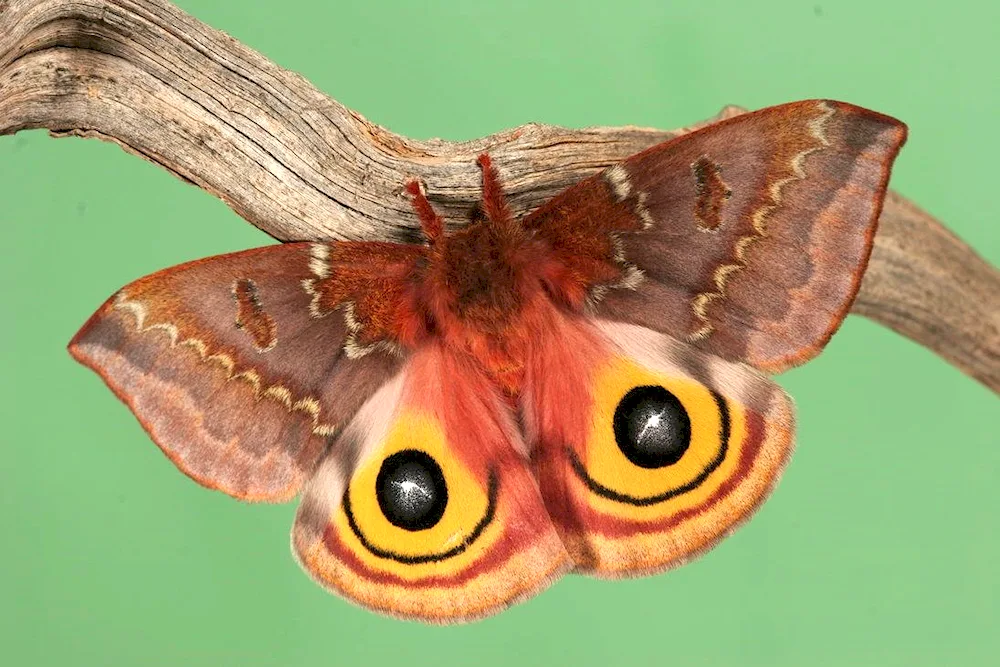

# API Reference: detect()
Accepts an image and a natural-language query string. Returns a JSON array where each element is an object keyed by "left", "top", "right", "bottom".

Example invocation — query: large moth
[{"left": 70, "top": 99, "right": 906, "bottom": 622}]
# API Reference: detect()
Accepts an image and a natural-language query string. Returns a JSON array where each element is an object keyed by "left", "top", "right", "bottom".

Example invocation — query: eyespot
[
  {"left": 375, "top": 449, "right": 448, "bottom": 531},
  {"left": 613, "top": 385, "right": 691, "bottom": 468},
  {"left": 527, "top": 323, "right": 795, "bottom": 577},
  {"left": 292, "top": 345, "right": 574, "bottom": 622},
  {"left": 570, "top": 358, "right": 730, "bottom": 507},
  {"left": 339, "top": 413, "right": 497, "bottom": 565}
]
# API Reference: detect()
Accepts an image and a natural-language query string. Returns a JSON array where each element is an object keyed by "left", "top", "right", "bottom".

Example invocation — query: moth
[{"left": 70, "top": 100, "right": 907, "bottom": 622}]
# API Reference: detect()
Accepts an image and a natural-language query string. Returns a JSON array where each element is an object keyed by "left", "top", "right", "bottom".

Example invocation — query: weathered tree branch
[{"left": 2, "top": 0, "right": 997, "bottom": 393}]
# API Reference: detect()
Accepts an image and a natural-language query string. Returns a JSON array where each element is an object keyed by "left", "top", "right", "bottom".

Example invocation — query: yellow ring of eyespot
[
  {"left": 333, "top": 411, "right": 502, "bottom": 579},
  {"left": 580, "top": 356, "right": 746, "bottom": 518}
]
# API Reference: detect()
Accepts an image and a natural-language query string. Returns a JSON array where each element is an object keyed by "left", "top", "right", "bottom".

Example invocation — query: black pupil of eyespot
[
  {"left": 613, "top": 385, "right": 692, "bottom": 469},
  {"left": 375, "top": 449, "right": 448, "bottom": 531}
]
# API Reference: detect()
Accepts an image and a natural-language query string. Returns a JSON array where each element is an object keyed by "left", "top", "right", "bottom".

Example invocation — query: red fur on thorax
[
  {"left": 417, "top": 245, "right": 561, "bottom": 396},
  {"left": 401, "top": 154, "right": 594, "bottom": 397}
]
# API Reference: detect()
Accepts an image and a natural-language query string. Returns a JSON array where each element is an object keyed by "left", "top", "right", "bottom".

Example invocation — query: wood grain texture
[{"left": 1, "top": 0, "right": 997, "bottom": 393}]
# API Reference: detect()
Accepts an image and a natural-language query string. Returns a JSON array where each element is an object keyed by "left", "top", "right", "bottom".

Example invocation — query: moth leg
[
  {"left": 404, "top": 180, "right": 445, "bottom": 244},
  {"left": 476, "top": 153, "right": 511, "bottom": 223},
  {"left": 406, "top": 153, "right": 513, "bottom": 242}
]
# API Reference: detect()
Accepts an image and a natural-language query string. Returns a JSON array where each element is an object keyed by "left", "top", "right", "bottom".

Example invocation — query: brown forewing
[
  {"left": 524, "top": 100, "right": 907, "bottom": 372},
  {"left": 69, "top": 242, "right": 419, "bottom": 502}
]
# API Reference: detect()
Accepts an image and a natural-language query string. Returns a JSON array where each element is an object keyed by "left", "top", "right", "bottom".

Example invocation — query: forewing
[
  {"left": 293, "top": 343, "right": 571, "bottom": 622},
  {"left": 523, "top": 99, "right": 907, "bottom": 372},
  {"left": 69, "top": 241, "right": 424, "bottom": 502}
]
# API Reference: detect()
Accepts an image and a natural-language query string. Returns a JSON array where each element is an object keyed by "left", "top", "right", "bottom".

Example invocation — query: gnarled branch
[{"left": 2, "top": 0, "right": 997, "bottom": 392}]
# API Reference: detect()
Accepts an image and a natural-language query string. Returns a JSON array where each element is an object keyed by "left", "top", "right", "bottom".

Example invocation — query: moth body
[{"left": 406, "top": 155, "right": 592, "bottom": 397}]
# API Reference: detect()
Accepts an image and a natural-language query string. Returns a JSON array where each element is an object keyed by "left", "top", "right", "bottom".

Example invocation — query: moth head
[{"left": 406, "top": 154, "right": 543, "bottom": 329}]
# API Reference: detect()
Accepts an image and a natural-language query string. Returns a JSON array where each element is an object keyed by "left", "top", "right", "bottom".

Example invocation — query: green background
[{"left": 2, "top": 0, "right": 997, "bottom": 665}]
